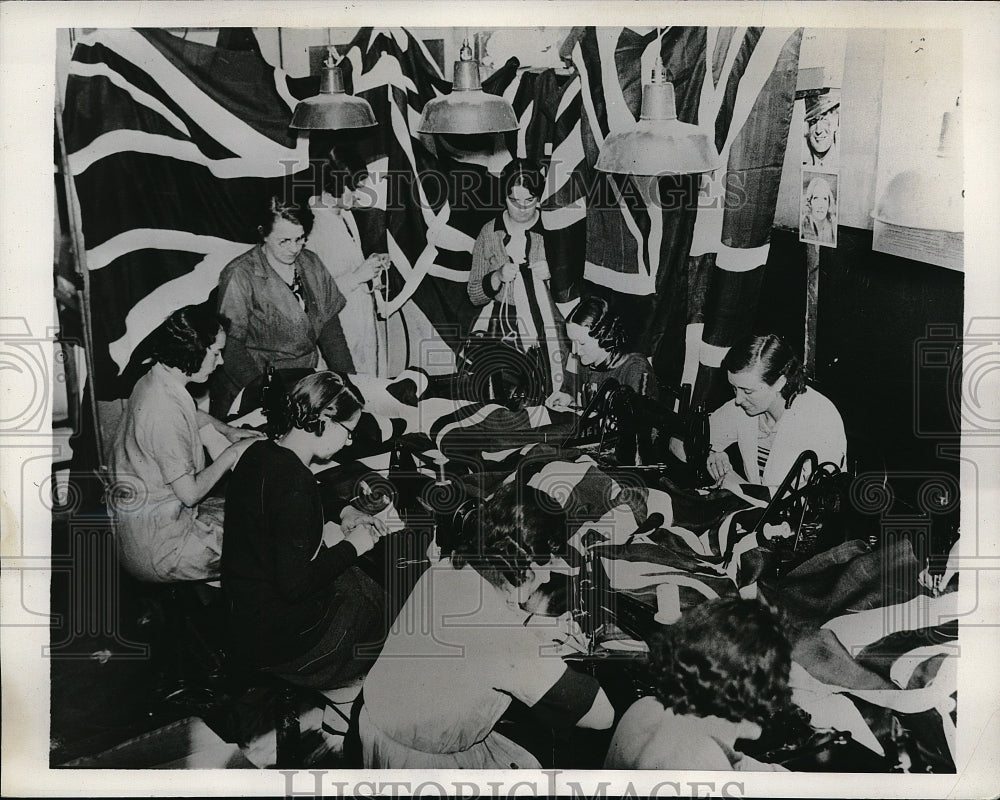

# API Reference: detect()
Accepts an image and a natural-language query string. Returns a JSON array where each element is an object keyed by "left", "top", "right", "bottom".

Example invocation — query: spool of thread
[{"left": 654, "top": 582, "right": 681, "bottom": 625}]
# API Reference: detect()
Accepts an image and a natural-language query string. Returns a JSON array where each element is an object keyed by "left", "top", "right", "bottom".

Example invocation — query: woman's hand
[
  {"left": 705, "top": 449, "right": 733, "bottom": 483},
  {"left": 349, "top": 253, "right": 389, "bottom": 289},
  {"left": 221, "top": 423, "right": 266, "bottom": 444},
  {"left": 545, "top": 390, "right": 576, "bottom": 411},
  {"left": 498, "top": 262, "right": 519, "bottom": 284},
  {"left": 341, "top": 505, "right": 388, "bottom": 537}
]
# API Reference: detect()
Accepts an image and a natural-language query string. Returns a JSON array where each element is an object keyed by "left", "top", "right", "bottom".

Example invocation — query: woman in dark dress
[{"left": 222, "top": 371, "right": 389, "bottom": 688}]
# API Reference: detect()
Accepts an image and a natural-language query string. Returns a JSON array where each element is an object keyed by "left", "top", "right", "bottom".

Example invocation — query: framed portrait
[{"left": 800, "top": 170, "right": 839, "bottom": 247}]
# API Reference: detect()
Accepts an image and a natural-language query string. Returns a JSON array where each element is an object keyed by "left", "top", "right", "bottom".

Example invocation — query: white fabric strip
[
  {"left": 69, "top": 60, "right": 191, "bottom": 137},
  {"left": 716, "top": 243, "right": 770, "bottom": 272}
]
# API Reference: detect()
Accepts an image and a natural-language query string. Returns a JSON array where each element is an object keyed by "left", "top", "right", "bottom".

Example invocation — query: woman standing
[
  {"left": 211, "top": 196, "right": 357, "bottom": 416},
  {"left": 467, "top": 158, "right": 570, "bottom": 398},
  {"left": 307, "top": 148, "right": 390, "bottom": 376},
  {"left": 222, "top": 372, "right": 390, "bottom": 689},
  {"left": 110, "top": 305, "right": 262, "bottom": 583}
]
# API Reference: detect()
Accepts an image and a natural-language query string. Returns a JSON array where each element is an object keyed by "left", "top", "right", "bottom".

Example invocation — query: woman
[
  {"left": 307, "top": 148, "right": 390, "bottom": 376},
  {"left": 222, "top": 372, "right": 390, "bottom": 689},
  {"left": 467, "top": 158, "right": 570, "bottom": 398},
  {"left": 605, "top": 598, "right": 791, "bottom": 771},
  {"left": 706, "top": 333, "right": 846, "bottom": 491},
  {"left": 110, "top": 305, "right": 263, "bottom": 583},
  {"left": 801, "top": 176, "right": 837, "bottom": 245},
  {"left": 359, "top": 482, "right": 614, "bottom": 768},
  {"left": 547, "top": 294, "right": 659, "bottom": 410},
  {"left": 211, "top": 196, "right": 358, "bottom": 416}
]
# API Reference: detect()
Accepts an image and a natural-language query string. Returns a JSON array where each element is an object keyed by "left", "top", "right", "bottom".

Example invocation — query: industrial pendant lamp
[
  {"left": 290, "top": 45, "right": 377, "bottom": 131},
  {"left": 596, "top": 55, "right": 717, "bottom": 175},
  {"left": 416, "top": 39, "right": 519, "bottom": 134}
]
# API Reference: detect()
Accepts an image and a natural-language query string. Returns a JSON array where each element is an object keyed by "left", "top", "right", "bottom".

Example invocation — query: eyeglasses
[{"left": 330, "top": 419, "right": 355, "bottom": 442}]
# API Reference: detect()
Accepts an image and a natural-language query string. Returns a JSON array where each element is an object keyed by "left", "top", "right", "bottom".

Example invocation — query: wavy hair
[
  {"left": 322, "top": 146, "right": 370, "bottom": 199},
  {"left": 280, "top": 371, "right": 364, "bottom": 437},
  {"left": 721, "top": 333, "right": 807, "bottom": 408},
  {"left": 449, "top": 482, "right": 567, "bottom": 589},
  {"left": 567, "top": 295, "right": 631, "bottom": 367},
  {"left": 646, "top": 598, "right": 792, "bottom": 725},
  {"left": 149, "top": 304, "right": 223, "bottom": 375},
  {"left": 257, "top": 195, "right": 314, "bottom": 239}
]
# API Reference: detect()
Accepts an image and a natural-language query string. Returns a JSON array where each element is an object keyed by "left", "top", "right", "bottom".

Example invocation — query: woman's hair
[
  {"left": 500, "top": 158, "right": 545, "bottom": 201},
  {"left": 805, "top": 176, "right": 834, "bottom": 217},
  {"left": 321, "top": 146, "right": 370, "bottom": 199},
  {"left": 258, "top": 195, "right": 314, "bottom": 239},
  {"left": 567, "top": 295, "right": 631, "bottom": 366},
  {"left": 646, "top": 598, "right": 792, "bottom": 726},
  {"left": 449, "top": 482, "right": 567, "bottom": 589},
  {"left": 281, "top": 371, "right": 364, "bottom": 437},
  {"left": 721, "top": 333, "right": 807, "bottom": 407},
  {"left": 150, "top": 304, "right": 223, "bottom": 375}
]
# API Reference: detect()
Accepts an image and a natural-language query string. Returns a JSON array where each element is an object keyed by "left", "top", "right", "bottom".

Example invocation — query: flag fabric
[
  {"left": 570, "top": 26, "right": 803, "bottom": 405},
  {"left": 64, "top": 25, "right": 801, "bottom": 406},
  {"left": 63, "top": 28, "right": 316, "bottom": 399}
]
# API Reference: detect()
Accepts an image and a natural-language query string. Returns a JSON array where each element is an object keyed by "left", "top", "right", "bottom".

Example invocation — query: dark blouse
[{"left": 222, "top": 439, "right": 355, "bottom": 667}]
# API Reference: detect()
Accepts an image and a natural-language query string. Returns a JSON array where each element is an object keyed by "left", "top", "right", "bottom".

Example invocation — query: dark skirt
[{"left": 267, "top": 566, "right": 387, "bottom": 690}]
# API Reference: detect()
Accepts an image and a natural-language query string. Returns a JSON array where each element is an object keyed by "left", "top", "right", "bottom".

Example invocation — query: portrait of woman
[{"left": 800, "top": 172, "right": 838, "bottom": 247}]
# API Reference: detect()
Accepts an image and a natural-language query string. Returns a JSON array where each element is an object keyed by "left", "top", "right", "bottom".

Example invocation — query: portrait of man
[{"left": 802, "top": 90, "right": 840, "bottom": 168}]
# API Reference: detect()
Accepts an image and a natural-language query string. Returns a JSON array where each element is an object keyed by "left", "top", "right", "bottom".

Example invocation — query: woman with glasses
[
  {"left": 222, "top": 371, "right": 390, "bottom": 689},
  {"left": 211, "top": 196, "right": 357, "bottom": 416},
  {"left": 467, "top": 158, "right": 572, "bottom": 399}
]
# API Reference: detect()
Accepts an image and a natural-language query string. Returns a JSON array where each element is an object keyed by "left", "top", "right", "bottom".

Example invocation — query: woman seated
[
  {"left": 467, "top": 158, "right": 571, "bottom": 399},
  {"left": 547, "top": 294, "right": 659, "bottom": 410},
  {"left": 109, "top": 305, "right": 263, "bottom": 583},
  {"left": 222, "top": 372, "right": 390, "bottom": 689},
  {"left": 705, "top": 333, "right": 846, "bottom": 492},
  {"left": 211, "top": 195, "right": 359, "bottom": 416},
  {"left": 605, "top": 597, "right": 791, "bottom": 771},
  {"left": 307, "top": 147, "right": 390, "bottom": 376},
  {"left": 359, "top": 482, "right": 614, "bottom": 769},
  {"left": 671, "top": 333, "right": 845, "bottom": 492}
]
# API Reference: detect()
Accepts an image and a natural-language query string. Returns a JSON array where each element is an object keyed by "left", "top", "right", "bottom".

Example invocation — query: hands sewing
[
  {"left": 340, "top": 505, "right": 390, "bottom": 556},
  {"left": 545, "top": 390, "right": 576, "bottom": 412}
]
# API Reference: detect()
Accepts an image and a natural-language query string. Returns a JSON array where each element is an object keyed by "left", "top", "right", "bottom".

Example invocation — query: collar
[{"left": 492, "top": 211, "right": 543, "bottom": 236}]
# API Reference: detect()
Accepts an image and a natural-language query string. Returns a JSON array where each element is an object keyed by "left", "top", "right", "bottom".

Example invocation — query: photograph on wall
[
  {"left": 799, "top": 170, "right": 839, "bottom": 247},
  {"left": 801, "top": 89, "right": 840, "bottom": 168}
]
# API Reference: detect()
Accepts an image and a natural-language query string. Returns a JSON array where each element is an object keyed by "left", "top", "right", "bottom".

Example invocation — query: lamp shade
[
  {"left": 875, "top": 109, "right": 962, "bottom": 232},
  {"left": 290, "top": 56, "right": 376, "bottom": 131},
  {"left": 416, "top": 45, "right": 519, "bottom": 134},
  {"left": 596, "top": 63, "right": 717, "bottom": 175}
]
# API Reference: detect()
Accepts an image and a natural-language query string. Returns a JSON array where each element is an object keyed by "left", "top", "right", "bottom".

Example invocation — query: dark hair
[
  {"left": 646, "top": 598, "right": 792, "bottom": 725},
  {"left": 500, "top": 158, "right": 545, "bottom": 201},
  {"left": 258, "top": 196, "right": 314, "bottom": 240},
  {"left": 322, "top": 146, "right": 369, "bottom": 198},
  {"left": 567, "top": 295, "right": 630, "bottom": 366},
  {"left": 281, "top": 371, "right": 364, "bottom": 437},
  {"left": 449, "top": 483, "right": 567, "bottom": 589},
  {"left": 150, "top": 305, "right": 223, "bottom": 375},
  {"left": 721, "top": 334, "right": 806, "bottom": 408}
]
